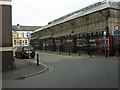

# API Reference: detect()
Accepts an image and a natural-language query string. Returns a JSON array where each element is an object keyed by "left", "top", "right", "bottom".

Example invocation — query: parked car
[{"left": 15, "top": 46, "right": 35, "bottom": 59}]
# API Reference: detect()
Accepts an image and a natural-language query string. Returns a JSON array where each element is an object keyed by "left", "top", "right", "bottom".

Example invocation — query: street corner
[{"left": 2, "top": 58, "right": 51, "bottom": 81}]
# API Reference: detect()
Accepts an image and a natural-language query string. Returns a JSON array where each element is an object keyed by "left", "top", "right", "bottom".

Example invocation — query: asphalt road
[{"left": 3, "top": 52, "right": 118, "bottom": 88}]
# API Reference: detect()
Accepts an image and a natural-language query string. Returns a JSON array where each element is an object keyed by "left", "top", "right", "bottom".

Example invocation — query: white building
[{"left": 12, "top": 25, "right": 42, "bottom": 47}]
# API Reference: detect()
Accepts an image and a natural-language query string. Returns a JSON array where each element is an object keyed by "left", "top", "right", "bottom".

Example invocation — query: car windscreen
[{"left": 23, "top": 47, "right": 34, "bottom": 51}]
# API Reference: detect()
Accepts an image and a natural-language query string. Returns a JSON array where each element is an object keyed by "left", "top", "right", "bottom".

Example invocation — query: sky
[{"left": 12, "top": 0, "right": 103, "bottom": 26}]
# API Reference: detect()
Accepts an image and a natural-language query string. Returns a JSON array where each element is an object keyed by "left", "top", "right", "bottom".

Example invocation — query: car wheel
[
  {"left": 15, "top": 54, "right": 17, "bottom": 58},
  {"left": 31, "top": 56, "right": 35, "bottom": 58},
  {"left": 15, "top": 53, "right": 19, "bottom": 58},
  {"left": 15, "top": 55, "right": 18, "bottom": 58},
  {"left": 19, "top": 54, "right": 23, "bottom": 59}
]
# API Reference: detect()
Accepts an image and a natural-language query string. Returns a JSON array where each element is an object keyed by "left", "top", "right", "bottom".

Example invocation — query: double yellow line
[{"left": 26, "top": 59, "right": 54, "bottom": 76}]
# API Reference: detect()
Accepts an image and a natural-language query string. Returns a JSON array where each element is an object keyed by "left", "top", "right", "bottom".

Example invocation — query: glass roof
[{"left": 33, "top": 0, "right": 120, "bottom": 33}]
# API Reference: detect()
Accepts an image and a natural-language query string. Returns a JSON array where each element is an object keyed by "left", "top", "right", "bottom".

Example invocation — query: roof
[
  {"left": 12, "top": 25, "right": 42, "bottom": 31},
  {"left": 33, "top": 0, "right": 120, "bottom": 33}
]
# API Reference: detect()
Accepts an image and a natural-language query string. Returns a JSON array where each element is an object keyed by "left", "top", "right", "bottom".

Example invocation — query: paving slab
[{"left": 2, "top": 58, "right": 47, "bottom": 80}]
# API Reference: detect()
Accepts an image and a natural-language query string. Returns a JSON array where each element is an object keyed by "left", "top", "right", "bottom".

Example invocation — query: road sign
[
  {"left": 114, "top": 25, "right": 119, "bottom": 31},
  {"left": 114, "top": 31, "right": 120, "bottom": 35},
  {"left": 26, "top": 32, "right": 31, "bottom": 38}
]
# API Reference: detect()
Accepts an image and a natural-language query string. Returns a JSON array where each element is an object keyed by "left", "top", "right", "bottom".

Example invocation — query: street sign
[
  {"left": 26, "top": 32, "right": 31, "bottom": 38},
  {"left": 114, "top": 25, "right": 119, "bottom": 31},
  {"left": 114, "top": 31, "right": 120, "bottom": 35}
]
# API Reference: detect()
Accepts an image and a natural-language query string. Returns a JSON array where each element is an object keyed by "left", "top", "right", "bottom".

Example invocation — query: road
[{"left": 3, "top": 52, "right": 118, "bottom": 88}]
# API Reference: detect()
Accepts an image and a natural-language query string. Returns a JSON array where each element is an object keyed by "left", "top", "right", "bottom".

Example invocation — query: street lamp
[
  {"left": 17, "top": 24, "right": 24, "bottom": 46},
  {"left": 38, "top": 36, "right": 41, "bottom": 50}
]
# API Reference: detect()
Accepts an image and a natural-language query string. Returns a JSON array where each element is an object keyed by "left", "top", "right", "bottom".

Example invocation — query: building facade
[
  {"left": 12, "top": 25, "right": 41, "bottom": 47},
  {"left": 31, "top": 0, "right": 120, "bottom": 56}
]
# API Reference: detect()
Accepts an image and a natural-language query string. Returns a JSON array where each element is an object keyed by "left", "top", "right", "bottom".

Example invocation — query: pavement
[{"left": 2, "top": 57, "right": 48, "bottom": 80}]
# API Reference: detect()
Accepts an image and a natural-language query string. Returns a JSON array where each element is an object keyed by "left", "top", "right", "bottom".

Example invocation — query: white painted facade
[{"left": 12, "top": 31, "right": 33, "bottom": 47}]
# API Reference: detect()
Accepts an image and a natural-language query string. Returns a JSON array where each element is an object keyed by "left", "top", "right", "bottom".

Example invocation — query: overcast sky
[{"left": 12, "top": 0, "right": 103, "bottom": 26}]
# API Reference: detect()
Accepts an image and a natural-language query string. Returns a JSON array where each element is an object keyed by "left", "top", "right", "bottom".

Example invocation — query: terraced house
[
  {"left": 31, "top": 0, "right": 120, "bottom": 56},
  {"left": 12, "top": 25, "right": 41, "bottom": 47}
]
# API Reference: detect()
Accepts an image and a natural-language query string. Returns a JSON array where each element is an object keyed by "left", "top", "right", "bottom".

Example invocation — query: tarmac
[
  {"left": 37, "top": 50, "right": 119, "bottom": 62},
  {"left": 2, "top": 51, "right": 119, "bottom": 81}
]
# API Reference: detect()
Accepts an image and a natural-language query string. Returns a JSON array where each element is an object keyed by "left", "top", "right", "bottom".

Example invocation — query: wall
[{"left": 1, "top": 5, "right": 13, "bottom": 72}]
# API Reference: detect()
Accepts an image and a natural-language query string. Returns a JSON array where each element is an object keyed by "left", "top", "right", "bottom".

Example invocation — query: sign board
[
  {"left": 114, "top": 31, "right": 120, "bottom": 35},
  {"left": 114, "top": 25, "right": 119, "bottom": 31},
  {"left": 26, "top": 32, "right": 31, "bottom": 38}
]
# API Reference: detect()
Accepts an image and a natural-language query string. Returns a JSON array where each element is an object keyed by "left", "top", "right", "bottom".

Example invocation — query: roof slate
[{"left": 12, "top": 25, "right": 42, "bottom": 31}]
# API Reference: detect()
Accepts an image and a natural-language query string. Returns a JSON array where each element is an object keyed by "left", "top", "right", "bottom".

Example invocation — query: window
[
  {"left": 23, "top": 47, "right": 34, "bottom": 51},
  {"left": 25, "top": 40, "right": 28, "bottom": 45},
  {"left": 14, "top": 40, "right": 17, "bottom": 45},
  {"left": 19, "top": 40, "right": 22, "bottom": 46},
  {"left": 19, "top": 33, "right": 23, "bottom": 38},
  {"left": 24, "top": 33, "right": 27, "bottom": 38},
  {"left": 13, "top": 33, "right": 17, "bottom": 38}
]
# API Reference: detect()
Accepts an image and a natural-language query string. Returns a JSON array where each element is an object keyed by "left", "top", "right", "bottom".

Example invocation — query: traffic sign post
[
  {"left": 26, "top": 32, "right": 31, "bottom": 46},
  {"left": 114, "top": 25, "right": 119, "bottom": 57},
  {"left": 114, "top": 31, "right": 120, "bottom": 35},
  {"left": 26, "top": 31, "right": 31, "bottom": 62}
]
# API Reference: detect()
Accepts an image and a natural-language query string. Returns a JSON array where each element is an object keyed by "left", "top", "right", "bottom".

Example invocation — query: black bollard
[
  {"left": 89, "top": 48, "right": 92, "bottom": 57},
  {"left": 79, "top": 48, "right": 81, "bottom": 56},
  {"left": 59, "top": 49, "right": 61, "bottom": 55},
  {"left": 69, "top": 48, "right": 71, "bottom": 55},
  {"left": 59, "top": 51, "right": 61, "bottom": 54},
  {"left": 89, "top": 49, "right": 92, "bottom": 58},
  {"left": 37, "top": 54, "right": 39, "bottom": 66},
  {"left": 90, "top": 53, "right": 92, "bottom": 57},
  {"left": 106, "top": 49, "right": 108, "bottom": 58},
  {"left": 59, "top": 46, "right": 61, "bottom": 55},
  {"left": 45, "top": 47, "right": 46, "bottom": 52}
]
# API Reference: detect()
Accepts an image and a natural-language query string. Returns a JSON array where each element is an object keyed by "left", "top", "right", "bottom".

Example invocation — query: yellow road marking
[{"left": 24, "top": 61, "right": 54, "bottom": 79}]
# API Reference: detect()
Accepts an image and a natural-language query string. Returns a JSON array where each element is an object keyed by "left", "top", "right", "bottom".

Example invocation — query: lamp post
[
  {"left": 116, "top": 32, "right": 119, "bottom": 57},
  {"left": 17, "top": 24, "right": 23, "bottom": 46},
  {"left": 103, "top": 31, "right": 108, "bottom": 58},
  {"left": 39, "top": 36, "right": 41, "bottom": 50},
  {"left": 12, "top": 29, "right": 16, "bottom": 47}
]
